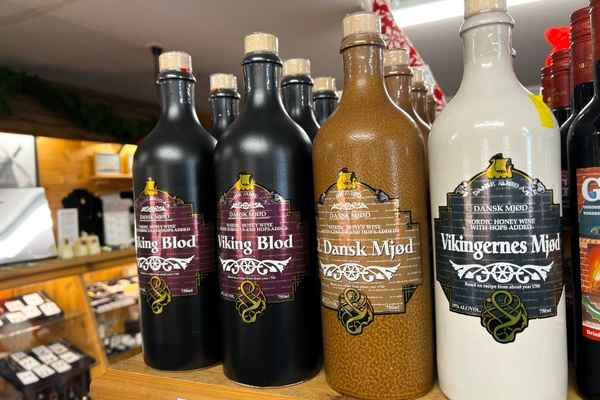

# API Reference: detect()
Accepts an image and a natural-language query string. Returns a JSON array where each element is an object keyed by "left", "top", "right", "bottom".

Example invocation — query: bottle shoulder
[
  {"left": 430, "top": 89, "right": 560, "bottom": 148},
  {"left": 135, "top": 123, "right": 216, "bottom": 163},
  {"left": 570, "top": 100, "right": 600, "bottom": 138}
]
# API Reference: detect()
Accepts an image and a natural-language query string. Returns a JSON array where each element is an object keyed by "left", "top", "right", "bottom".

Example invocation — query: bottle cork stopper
[
  {"left": 412, "top": 67, "right": 425, "bottom": 84},
  {"left": 464, "top": 0, "right": 507, "bottom": 18},
  {"left": 314, "top": 77, "right": 337, "bottom": 92},
  {"left": 384, "top": 48, "right": 409, "bottom": 68},
  {"left": 283, "top": 58, "right": 311, "bottom": 76},
  {"left": 244, "top": 32, "right": 279, "bottom": 55},
  {"left": 158, "top": 51, "right": 192, "bottom": 73},
  {"left": 209, "top": 73, "right": 237, "bottom": 91},
  {"left": 343, "top": 12, "right": 381, "bottom": 37}
]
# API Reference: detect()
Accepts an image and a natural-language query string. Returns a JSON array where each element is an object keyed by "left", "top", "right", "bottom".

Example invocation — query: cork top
[
  {"left": 158, "top": 51, "right": 192, "bottom": 73},
  {"left": 384, "top": 49, "right": 409, "bottom": 68},
  {"left": 343, "top": 12, "right": 381, "bottom": 37},
  {"left": 244, "top": 32, "right": 279, "bottom": 55},
  {"left": 282, "top": 58, "right": 311, "bottom": 76},
  {"left": 411, "top": 67, "right": 425, "bottom": 84},
  {"left": 464, "top": 0, "right": 507, "bottom": 18},
  {"left": 209, "top": 73, "right": 237, "bottom": 91},
  {"left": 314, "top": 77, "right": 336, "bottom": 92}
]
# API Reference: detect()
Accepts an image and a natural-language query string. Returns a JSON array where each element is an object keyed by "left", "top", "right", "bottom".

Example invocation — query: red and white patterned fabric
[{"left": 372, "top": 0, "right": 447, "bottom": 110}]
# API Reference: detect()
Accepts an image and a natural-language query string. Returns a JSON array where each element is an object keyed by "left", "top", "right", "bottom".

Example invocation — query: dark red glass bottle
[{"left": 569, "top": 3, "right": 600, "bottom": 398}]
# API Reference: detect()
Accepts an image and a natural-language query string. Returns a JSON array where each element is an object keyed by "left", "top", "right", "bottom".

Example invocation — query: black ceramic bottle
[
  {"left": 214, "top": 33, "right": 322, "bottom": 387},
  {"left": 312, "top": 76, "right": 338, "bottom": 126},
  {"left": 133, "top": 51, "right": 220, "bottom": 370},
  {"left": 281, "top": 58, "right": 320, "bottom": 141},
  {"left": 209, "top": 73, "right": 240, "bottom": 140},
  {"left": 569, "top": 2, "right": 600, "bottom": 398}
]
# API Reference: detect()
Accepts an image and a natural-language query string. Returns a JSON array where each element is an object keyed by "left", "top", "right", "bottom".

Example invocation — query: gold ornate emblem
[
  {"left": 486, "top": 153, "right": 513, "bottom": 179},
  {"left": 147, "top": 275, "right": 172, "bottom": 315},
  {"left": 235, "top": 173, "right": 256, "bottom": 191},
  {"left": 235, "top": 280, "right": 267, "bottom": 323},
  {"left": 144, "top": 177, "right": 158, "bottom": 196},
  {"left": 337, "top": 287, "right": 375, "bottom": 335},
  {"left": 336, "top": 168, "right": 359, "bottom": 190}
]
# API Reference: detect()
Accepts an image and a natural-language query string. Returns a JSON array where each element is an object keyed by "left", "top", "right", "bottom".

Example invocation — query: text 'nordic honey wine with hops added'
[
  {"left": 429, "top": 1, "right": 567, "bottom": 399},
  {"left": 214, "top": 32, "right": 322, "bottom": 387},
  {"left": 208, "top": 73, "right": 240, "bottom": 140},
  {"left": 313, "top": 12, "right": 434, "bottom": 400},
  {"left": 133, "top": 51, "right": 221, "bottom": 370},
  {"left": 281, "top": 58, "right": 320, "bottom": 141}
]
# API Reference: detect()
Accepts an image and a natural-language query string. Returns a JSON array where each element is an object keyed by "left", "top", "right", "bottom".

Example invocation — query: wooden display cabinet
[{"left": 0, "top": 249, "right": 137, "bottom": 395}]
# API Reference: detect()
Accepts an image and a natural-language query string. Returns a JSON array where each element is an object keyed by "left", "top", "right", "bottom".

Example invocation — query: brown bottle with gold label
[
  {"left": 384, "top": 48, "right": 427, "bottom": 147},
  {"left": 313, "top": 12, "right": 434, "bottom": 400}
]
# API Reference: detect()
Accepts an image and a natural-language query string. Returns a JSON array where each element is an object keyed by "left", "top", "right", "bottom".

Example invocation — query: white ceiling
[{"left": 0, "top": 0, "right": 588, "bottom": 113}]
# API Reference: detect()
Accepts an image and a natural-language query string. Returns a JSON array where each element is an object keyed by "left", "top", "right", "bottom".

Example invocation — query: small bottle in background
[
  {"left": 208, "top": 73, "right": 240, "bottom": 140},
  {"left": 312, "top": 76, "right": 338, "bottom": 126},
  {"left": 281, "top": 58, "right": 320, "bottom": 141}
]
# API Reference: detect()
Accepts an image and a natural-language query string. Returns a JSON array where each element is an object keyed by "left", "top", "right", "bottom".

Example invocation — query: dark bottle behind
[
  {"left": 564, "top": 6, "right": 594, "bottom": 365},
  {"left": 410, "top": 67, "right": 432, "bottom": 137},
  {"left": 214, "top": 33, "right": 322, "bottom": 387},
  {"left": 551, "top": 49, "right": 572, "bottom": 126},
  {"left": 313, "top": 77, "right": 338, "bottom": 126},
  {"left": 384, "top": 48, "right": 428, "bottom": 147},
  {"left": 133, "top": 52, "right": 220, "bottom": 370},
  {"left": 541, "top": 64, "right": 554, "bottom": 109},
  {"left": 281, "top": 58, "right": 320, "bottom": 141},
  {"left": 569, "top": 2, "right": 600, "bottom": 398},
  {"left": 209, "top": 73, "right": 240, "bottom": 140}
]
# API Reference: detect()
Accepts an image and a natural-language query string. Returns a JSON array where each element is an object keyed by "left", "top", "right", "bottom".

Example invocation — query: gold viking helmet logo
[
  {"left": 336, "top": 168, "right": 359, "bottom": 190},
  {"left": 235, "top": 172, "right": 256, "bottom": 191},
  {"left": 486, "top": 153, "right": 513, "bottom": 179},
  {"left": 144, "top": 177, "right": 158, "bottom": 196}
]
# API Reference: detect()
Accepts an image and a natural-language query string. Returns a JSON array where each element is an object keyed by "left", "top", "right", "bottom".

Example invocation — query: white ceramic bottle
[{"left": 429, "top": 1, "right": 567, "bottom": 399}]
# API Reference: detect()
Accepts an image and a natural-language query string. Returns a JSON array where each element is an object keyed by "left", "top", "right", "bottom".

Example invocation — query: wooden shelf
[
  {"left": 108, "top": 346, "right": 142, "bottom": 365},
  {"left": 0, "top": 248, "right": 135, "bottom": 290},
  {"left": 92, "top": 354, "right": 583, "bottom": 400},
  {"left": 91, "top": 172, "right": 132, "bottom": 180}
]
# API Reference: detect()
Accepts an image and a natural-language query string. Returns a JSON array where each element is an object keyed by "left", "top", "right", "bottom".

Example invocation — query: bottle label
[
  {"left": 316, "top": 169, "right": 422, "bottom": 336},
  {"left": 217, "top": 173, "right": 309, "bottom": 324},
  {"left": 134, "top": 178, "right": 215, "bottom": 315},
  {"left": 434, "top": 154, "right": 563, "bottom": 344},
  {"left": 576, "top": 168, "right": 600, "bottom": 341}
]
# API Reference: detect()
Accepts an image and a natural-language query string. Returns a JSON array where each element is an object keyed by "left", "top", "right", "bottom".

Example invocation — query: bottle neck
[
  {"left": 209, "top": 90, "right": 240, "bottom": 138},
  {"left": 384, "top": 72, "right": 413, "bottom": 111},
  {"left": 242, "top": 54, "right": 284, "bottom": 111},
  {"left": 282, "top": 77, "right": 315, "bottom": 120},
  {"left": 459, "top": 13, "right": 520, "bottom": 94},
  {"left": 573, "top": 81, "right": 595, "bottom": 112},
  {"left": 341, "top": 39, "right": 388, "bottom": 102},
  {"left": 412, "top": 85, "right": 430, "bottom": 122},
  {"left": 158, "top": 75, "right": 200, "bottom": 123}
]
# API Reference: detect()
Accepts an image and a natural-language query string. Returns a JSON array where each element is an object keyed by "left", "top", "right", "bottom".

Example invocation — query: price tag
[
  {"left": 16, "top": 371, "right": 39, "bottom": 385},
  {"left": 39, "top": 302, "right": 61, "bottom": 317},
  {"left": 49, "top": 343, "right": 69, "bottom": 355},
  {"left": 5, "top": 311, "right": 26, "bottom": 324},
  {"left": 21, "top": 305, "right": 42, "bottom": 319},
  {"left": 33, "top": 364, "right": 55, "bottom": 379},
  {"left": 4, "top": 300, "right": 25, "bottom": 312},
  {"left": 50, "top": 360, "right": 71, "bottom": 373},
  {"left": 60, "top": 351, "right": 81, "bottom": 364},
  {"left": 23, "top": 293, "right": 45, "bottom": 306}
]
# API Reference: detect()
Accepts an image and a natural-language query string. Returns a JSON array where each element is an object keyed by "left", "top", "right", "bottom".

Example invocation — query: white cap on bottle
[
  {"left": 384, "top": 48, "right": 410, "bottom": 68},
  {"left": 411, "top": 67, "right": 426, "bottom": 84},
  {"left": 342, "top": 12, "right": 381, "bottom": 37},
  {"left": 209, "top": 73, "right": 237, "bottom": 91},
  {"left": 464, "top": 0, "right": 507, "bottom": 18},
  {"left": 282, "top": 58, "right": 311, "bottom": 76},
  {"left": 244, "top": 32, "right": 279, "bottom": 55},
  {"left": 314, "top": 77, "right": 337, "bottom": 92},
  {"left": 158, "top": 51, "right": 192, "bottom": 73}
]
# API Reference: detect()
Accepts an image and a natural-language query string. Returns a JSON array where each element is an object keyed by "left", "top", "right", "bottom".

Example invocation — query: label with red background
[
  {"left": 576, "top": 168, "right": 600, "bottom": 341},
  {"left": 134, "top": 177, "right": 214, "bottom": 315},
  {"left": 217, "top": 173, "right": 309, "bottom": 324}
]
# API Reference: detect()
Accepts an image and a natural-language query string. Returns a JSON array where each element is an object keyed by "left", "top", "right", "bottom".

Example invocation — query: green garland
[{"left": 0, "top": 67, "right": 155, "bottom": 142}]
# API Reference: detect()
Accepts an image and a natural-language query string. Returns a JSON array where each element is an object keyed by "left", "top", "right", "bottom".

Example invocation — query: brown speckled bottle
[{"left": 313, "top": 12, "right": 434, "bottom": 400}]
